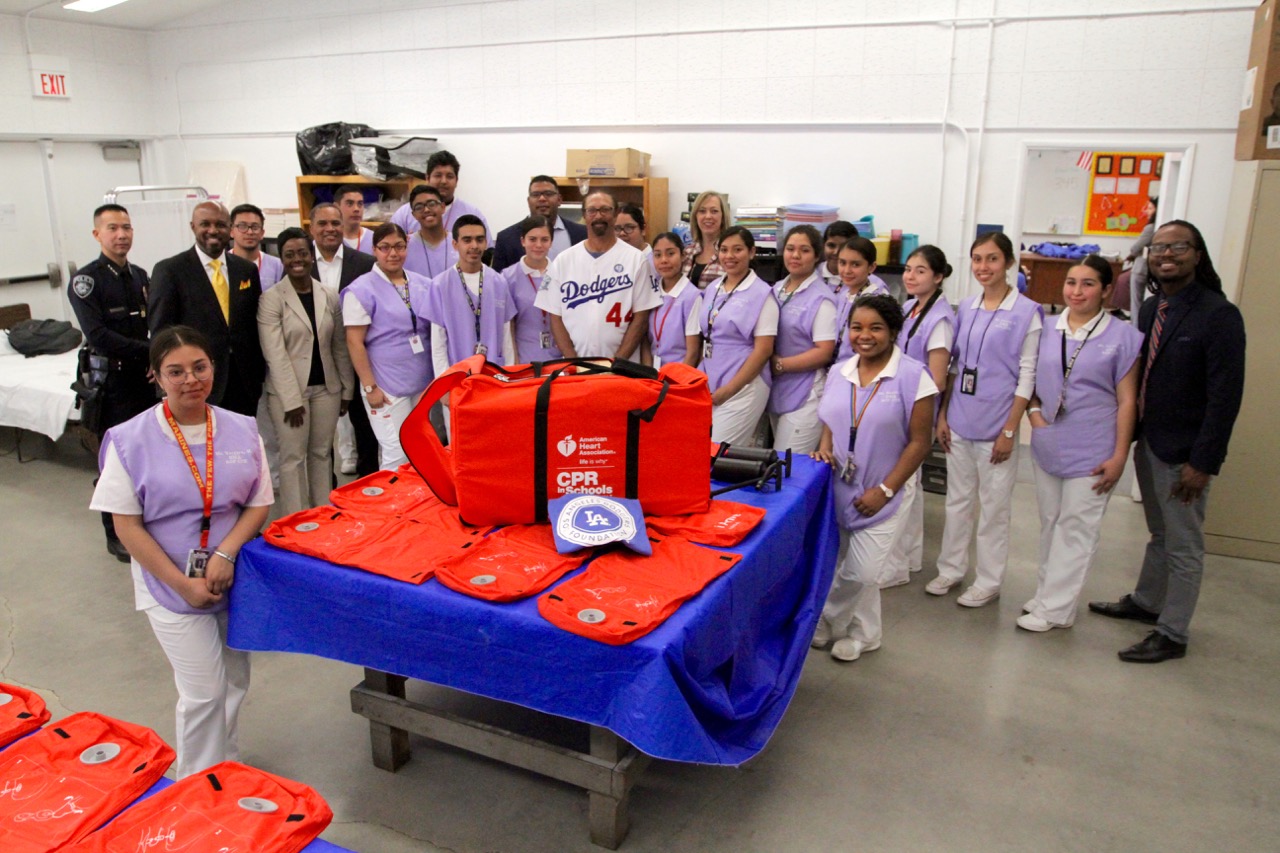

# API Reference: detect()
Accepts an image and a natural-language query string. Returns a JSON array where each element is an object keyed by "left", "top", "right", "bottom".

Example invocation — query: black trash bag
[
  {"left": 296, "top": 122, "right": 378, "bottom": 175},
  {"left": 8, "top": 318, "right": 82, "bottom": 357}
]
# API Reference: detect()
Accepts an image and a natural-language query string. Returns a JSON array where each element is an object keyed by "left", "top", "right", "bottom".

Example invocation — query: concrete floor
[{"left": 2, "top": 428, "right": 1277, "bottom": 853}]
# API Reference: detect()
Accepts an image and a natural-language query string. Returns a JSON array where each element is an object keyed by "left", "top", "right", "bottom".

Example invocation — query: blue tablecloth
[{"left": 228, "top": 456, "right": 838, "bottom": 766}]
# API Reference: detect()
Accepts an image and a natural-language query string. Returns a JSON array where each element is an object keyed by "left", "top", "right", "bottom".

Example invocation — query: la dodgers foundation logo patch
[{"left": 549, "top": 495, "right": 650, "bottom": 555}]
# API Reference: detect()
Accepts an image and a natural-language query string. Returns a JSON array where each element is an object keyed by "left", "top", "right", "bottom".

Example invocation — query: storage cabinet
[
  {"left": 295, "top": 175, "right": 416, "bottom": 229},
  {"left": 1020, "top": 253, "right": 1122, "bottom": 308},
  {"left": 553, "top": 177, "right": 669, "bottom": 244}
]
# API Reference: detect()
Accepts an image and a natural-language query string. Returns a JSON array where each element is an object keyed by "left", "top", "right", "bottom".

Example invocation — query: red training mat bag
[
  {"left": 66, "top": 760, "right": 333, "bottom": 853},
  {"left": 646, "top": 499, "right": 768, "bottom": 547},
  {"left": 401, "top": 356, "right": 712, "bottom": 526},
  {"left": 435, "top": 524, "right": 591, "bottom": 602},
  {"left": 0, "top": 711, "right": 174, "bottom": 851},
  {"left": 0, "top": 684, "right": 50, "bottom": 748}
]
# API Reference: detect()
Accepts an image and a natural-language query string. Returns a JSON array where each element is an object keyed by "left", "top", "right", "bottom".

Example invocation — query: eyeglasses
[
  {"left": 529, "top": 190, "right": 560, "bottom": 200},
  {"left": 411, "top": 200, "right": 444, "bottom": 212},
  {"left": 1148, "top": 242, "right": 1194, "bottom": 257},
  {"left": 614, "top": 224, "right": 639, "bottom": 234},
  {"left": 585, "top": 207, "right": 615, "bottom": 217},
  {"left": 232, "top": 223, "right": 263, "bottom": 233},
  {"left": 162, "top": 363, "right": 213, "bottom": 382},
  {"left": 375, "top": 242, "right": 408, "bottom": 253}
]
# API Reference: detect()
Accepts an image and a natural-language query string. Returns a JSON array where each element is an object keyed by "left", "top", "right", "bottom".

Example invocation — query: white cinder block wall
[{"left": 1, "top": 0, "right": 1256, "bottom": 302}]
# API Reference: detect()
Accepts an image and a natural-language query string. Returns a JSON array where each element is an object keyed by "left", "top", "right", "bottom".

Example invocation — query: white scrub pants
[
  {"left": 770, "top": 372, "right": 825, "bottom": 454},
  {"left": 712, "top": 374, "right": 770, "bottom": 447},
  {"left": 267, "top": 386, "right": 343, "bottom": 516},
  {"left": 822, "top": 478, "right": 915, "bottom": 647},
  {"left": 1025, "top": 459, "right": 1112, "bottom": 626},
  {"left": 363, "top": 389, "right": 420, "bottom": 470},
  {"left": 146, "top": 607, "right": 249, "bottom": 779},
  {"left": 883, "top": 469, "right": 925, "bottom": 586},
  {"left": 935, "top": 434, "right": 1019, "bottom": 592}
]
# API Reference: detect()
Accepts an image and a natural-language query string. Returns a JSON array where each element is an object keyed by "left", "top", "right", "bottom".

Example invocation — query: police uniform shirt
[{"left": 69, "top": 253, "right": 150, "bottom": 362}]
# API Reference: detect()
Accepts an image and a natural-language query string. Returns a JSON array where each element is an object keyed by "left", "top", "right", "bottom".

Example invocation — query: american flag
[{"left": 1077, "top": 151, "right": 1094, "bottom": 170}]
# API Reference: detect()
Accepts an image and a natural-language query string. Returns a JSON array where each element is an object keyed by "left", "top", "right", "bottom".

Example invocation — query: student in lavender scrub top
[
  {"left": 695, "top": 226, "right": 777, "bottom": 446},
  {"left": 342, "top": 223, "right": 433, "bottom": 470},
  {"left": 681, "top": 190, "right": 730, "bottom": 290},
  {"left": 403, "top": 184, "right": 458, "bottom": 282},
  {"left": 614, "top": 203, "right": 653, "bottom": 275},
  {"left": 928, "top": 232, "right": 1044, "bottom": 607},
  {"left": 831, "top": 237, "right": 890, "bottom": 364},
  {"left": 820, "top": 220, "right": 857, "bottom": 292},
  {"left": 768, "top": 225, "right": 838, "bottom": 453},
  {"left": 880, "top": 244, "right": 958, "bottom": 589},
  {"left": 502, "top": 215, "right": 561, "bottom": 364},
  {"left": 810, "top": 294, "right": 938, "bottom": 662},
  {"left": 1018, "top": 255, "right": 1142, "bottom": 632},
  {"left": 390, "top": 150, "right": 491, "bottom": 240},
  {"left": 642, "top": 231, "right": 702, "bottom": 368},
  {"left": 420, "top": 214, "right": 516, "bottom": 441},
  {"left": 334, "top": 186, "right": 375, "bottom": 255},
  {"left": 90, "top": 325, "right": 272, "bottom": 778},
  {"left": 229, "top": 204, "right": 284, "bottom": 290}
]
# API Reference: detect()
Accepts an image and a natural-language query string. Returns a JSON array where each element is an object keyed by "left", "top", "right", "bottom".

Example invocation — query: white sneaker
[
  {"left": 925, "top": 576, "right": 959, "bottom": 596},
  {"left": 957, "top": 585, "right": 1000, "bottom": 608},
  {"left": 908, "top": 565, "right": 923, "bottom": 573},
  {"left": 339, "top": 458, "right": 357, "bottom": 475},
  {"left": 831, "top": 638, "right": 881, "bottom": 662},
  {"left": 811, "top": 617, "right": 834, "bottom": 649},
  {"left": 1016, "top": 613, "right": 1053, "bottom": 632},
  {"left": 879, "top": 575, "right": 910, "bottom": 590}
]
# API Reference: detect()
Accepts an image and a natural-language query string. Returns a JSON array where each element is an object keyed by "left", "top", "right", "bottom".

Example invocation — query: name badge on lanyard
[
  {"left": 842, "top": 379, "right": 882, "bottom": 483},
  {"left": 162, "top": 400, "right": 215, "bottom": 578}
]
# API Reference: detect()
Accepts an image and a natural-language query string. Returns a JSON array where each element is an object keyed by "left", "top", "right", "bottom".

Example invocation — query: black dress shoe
[
  {"left": 105, "top": 538, "right": 131, "bottom": 563},
  {"left": 1088, "top": 594, "right": 1159, "bottom": 624},
  {"left": 1118, "top": 631, "right": 1187, "bottom": 663}
]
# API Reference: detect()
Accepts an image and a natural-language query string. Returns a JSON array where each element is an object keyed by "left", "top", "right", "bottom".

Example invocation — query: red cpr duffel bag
[
  {"left": 0, "top": 711, "right": 174, "bottom": 851},
  {"left": 67, "top": 760, "right": 333, "bottom": 853},
  {"left": 401, "top": 356, "right": 712, "bottom": 526},
  {"left": 0, "top": 684, "right": 50, "bottom": 749}
]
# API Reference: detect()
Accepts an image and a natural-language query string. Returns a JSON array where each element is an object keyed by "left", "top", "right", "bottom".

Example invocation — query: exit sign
[{"left": 30, "top": 55, "right": 71, "bottom": 99}]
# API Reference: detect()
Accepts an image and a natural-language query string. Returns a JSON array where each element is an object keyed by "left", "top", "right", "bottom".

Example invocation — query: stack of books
[{"left": 735, "top": 206, "right": 780, "bottom": 252}]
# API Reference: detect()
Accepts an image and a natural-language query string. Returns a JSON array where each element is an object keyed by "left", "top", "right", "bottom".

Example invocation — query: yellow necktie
[{"left": 210, "top": 258, "right": 230, "bottom": 323}]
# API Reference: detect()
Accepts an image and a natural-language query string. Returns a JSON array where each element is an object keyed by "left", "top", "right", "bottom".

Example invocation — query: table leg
[
  {"left": 588, "top": 727, "right": 630, "bottom": 850},
  {"left": 362, "top": 668, "right": 410, "bottom": 771}
]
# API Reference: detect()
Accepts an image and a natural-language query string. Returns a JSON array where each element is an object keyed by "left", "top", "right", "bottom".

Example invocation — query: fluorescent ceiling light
[{"left": 63, "top": 0, "right": 131, "bottom": 12}]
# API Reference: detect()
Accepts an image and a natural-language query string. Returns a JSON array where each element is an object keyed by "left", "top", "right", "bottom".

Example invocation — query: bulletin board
[{"left": 1083, "top": 152, "right": 1164, "bottom": 236}]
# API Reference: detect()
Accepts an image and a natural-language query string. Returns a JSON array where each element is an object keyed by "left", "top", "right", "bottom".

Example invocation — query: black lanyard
[
  {"left": 707, "top": 275, "right": 747, "bottom": 338},
  {"left": 961, "top": 298, "right": 1002, "bottom": 369},
  {"left": 906, "top": 290, "right": 943, "bottom": 342},
  {"left": 382, "top": 272, "right": 416, "bottom": 335},
  {"left": 1060, "top": 314, "right": 1102, "bottom": 381},
  {"left": 458, "top": 265, "right": 484, "bottom": 344}
]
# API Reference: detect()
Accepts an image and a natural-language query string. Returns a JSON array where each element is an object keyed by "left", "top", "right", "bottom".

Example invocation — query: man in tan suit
[{"left": 257, "top": 227, "right": 354, "bottom": 514}]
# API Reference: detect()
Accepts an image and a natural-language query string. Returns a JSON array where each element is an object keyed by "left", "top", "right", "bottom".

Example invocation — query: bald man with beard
[{"left": 149, "top": 201, "right": 265, "bottom": 415}]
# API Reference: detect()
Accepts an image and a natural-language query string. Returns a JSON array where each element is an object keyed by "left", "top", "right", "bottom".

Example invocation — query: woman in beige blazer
[{"left": 258, "top": 228, "right": 354, "bottom": 514}]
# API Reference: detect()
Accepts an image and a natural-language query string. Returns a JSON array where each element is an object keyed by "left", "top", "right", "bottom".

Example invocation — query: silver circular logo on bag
[
  {"left": 0, "top": 693, "right": 11, "bottom": 707},
  {"left": 577, "top": 608, "right": 606, "bottom": 624},
  {"left": 237, "top": 797, "right": 279, "bottom": 813},
  {"left": 361, "top": 486, "right": 384, "bottom": 496},
  {"left": 80, "top": 742, "right": 121, "bottom": 764},
  {"left": 295, "top": 522, "right": 320, "bottom": 532},
  {"left": 470, "top": 574, "right": 497, "bottom": 585}
]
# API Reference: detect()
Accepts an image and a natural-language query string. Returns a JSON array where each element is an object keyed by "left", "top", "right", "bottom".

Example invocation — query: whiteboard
[{"left": 1021, "top": 149, "right": 1091, "bottom": 235}]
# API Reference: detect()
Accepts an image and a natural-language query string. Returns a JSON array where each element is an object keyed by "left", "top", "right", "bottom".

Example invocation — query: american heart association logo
[{"left": 557, "top": 435, "right": 577, "bottom": 457}]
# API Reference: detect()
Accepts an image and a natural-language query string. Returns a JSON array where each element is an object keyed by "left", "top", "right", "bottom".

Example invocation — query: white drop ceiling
[{"left": 0, "top": 0, "right": 226, "bottom": 30}]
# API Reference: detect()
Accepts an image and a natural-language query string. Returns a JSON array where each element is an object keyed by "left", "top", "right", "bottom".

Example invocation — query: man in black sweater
[{"left": 1089, "top": 220, "right": 1246, "bottom": 663}]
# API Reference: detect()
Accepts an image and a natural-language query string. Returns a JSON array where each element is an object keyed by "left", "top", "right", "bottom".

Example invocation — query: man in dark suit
[
  {"left": 149, "top": 201, "right": 264, "bottom": 416},
  {"left": 309, "top": 202, "right": 378, "bottom": 476},
  {"left": 490, "top": 175, "right": 587, "bottom": 272},
  {"left": 1089, "top": 220, "right": 1246, "bottom": 663}
]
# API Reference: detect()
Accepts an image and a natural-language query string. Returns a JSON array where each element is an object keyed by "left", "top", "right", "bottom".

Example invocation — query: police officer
[{"left": 69, "top": 203, "right": 154, "bottom": 561}]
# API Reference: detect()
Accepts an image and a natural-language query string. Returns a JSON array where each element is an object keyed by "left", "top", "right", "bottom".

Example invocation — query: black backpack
[{"left": 7, "top": 318, "right": 83, "bottom": 357}]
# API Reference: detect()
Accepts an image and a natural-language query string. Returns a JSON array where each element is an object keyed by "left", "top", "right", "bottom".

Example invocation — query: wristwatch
[
  {"left": 1002, "top": 429, "right": 1015, "bottom": 439},
  {"left": 879, "top": 483, "right": 894, "bottom": 499},
  {"left": 362, "top": 383, "right": 377, "bottom": 394}
]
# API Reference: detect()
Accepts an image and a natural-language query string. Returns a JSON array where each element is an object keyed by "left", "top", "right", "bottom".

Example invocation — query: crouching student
[
  {"left": 419, "top": 214, "right": 516, "bottom": 439},
  {"left": 1020, "top": 255, "right": 1141, "bottom": 632},
  {"left": 811, "top": 295, "right": 938, "bottom": 661}
]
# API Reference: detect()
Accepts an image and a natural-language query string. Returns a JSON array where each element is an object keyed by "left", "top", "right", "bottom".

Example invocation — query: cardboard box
[
  {"left": 566, "top": 148, "right": 651, "bottom": 178},
  {"left": 1237, "top": 0, "right": 1280, "bottom": 161}
]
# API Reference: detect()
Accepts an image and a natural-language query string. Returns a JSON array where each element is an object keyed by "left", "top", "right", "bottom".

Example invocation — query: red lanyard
[
  {"left": 162, "top": 400, "right": 214, "bottom": 549},
  {"left": 655, "top": 293, "right": 678, "bottom": 341}
]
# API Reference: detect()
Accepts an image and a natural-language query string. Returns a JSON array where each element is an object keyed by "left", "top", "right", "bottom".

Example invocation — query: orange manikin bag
[
  {"left": 434, "top": 524, "right": 591, "bottom": 602},
  {"left": 400, "top": 356, "right": 712, "bottom": 526},
  {"left": 328, "top": 463, "right": 436, "bottom": 518},
  {"left": 646, "top": 499, "right": 768, "bottom": 547},
  {"left": 537, "top": 533, "right": 742, "bottom": 645},
  {"left": 0, "top": 711, "right": 174, "bottom": 851},
  {"left": 0, "top": 684, "right": 50, "bottom": 749},
  {"left": 67, "top": 760, "right": 333, "bottom": 853}
]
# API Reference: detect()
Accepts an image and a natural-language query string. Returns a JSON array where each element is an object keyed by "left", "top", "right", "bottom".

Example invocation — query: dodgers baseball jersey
[{"left": 534, "top": 240, "right": 662, "bottom": 357}]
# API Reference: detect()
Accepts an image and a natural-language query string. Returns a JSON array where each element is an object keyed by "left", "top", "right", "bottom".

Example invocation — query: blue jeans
[{"left": 1131, "top": 439, "right": 1211, "bottom": 644}]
